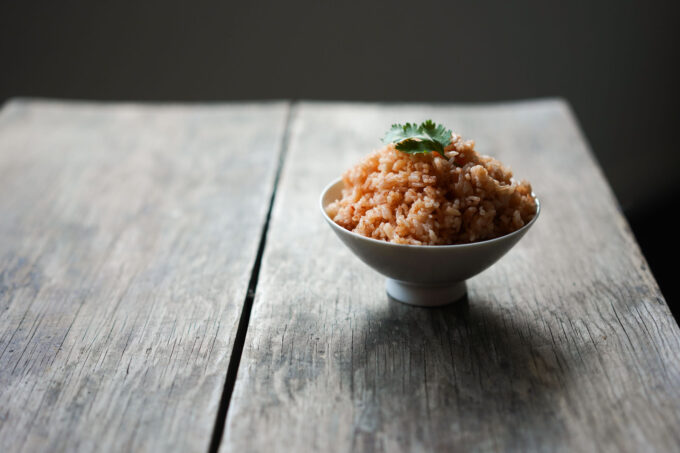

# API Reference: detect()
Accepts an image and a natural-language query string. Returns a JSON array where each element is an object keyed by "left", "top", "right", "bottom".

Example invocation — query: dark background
[{"left": 2, "top": 1, "right": 678, "bottom": 313}]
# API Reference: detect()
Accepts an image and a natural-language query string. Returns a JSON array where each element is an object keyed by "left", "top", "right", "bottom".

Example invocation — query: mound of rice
[{"left": 325, "top": 133, "right": 537, "bottom": 245}]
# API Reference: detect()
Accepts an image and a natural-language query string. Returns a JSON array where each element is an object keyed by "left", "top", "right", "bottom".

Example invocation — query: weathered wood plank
[
  {"left": 0, "top": 99, "right": 289, "bottom": 452},
  {"left": 222, "top": 100, "right": 680, "bottom": 452}
]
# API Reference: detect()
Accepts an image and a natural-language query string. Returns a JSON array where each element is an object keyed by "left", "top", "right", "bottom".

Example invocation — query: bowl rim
[{"left": 320, "top": 177, "right": 540, "bottom": 250}]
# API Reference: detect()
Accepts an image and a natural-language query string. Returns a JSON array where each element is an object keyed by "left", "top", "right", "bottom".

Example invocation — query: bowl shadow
[{"left": 344, "top": 294, "right": 578, "bottom": 451}]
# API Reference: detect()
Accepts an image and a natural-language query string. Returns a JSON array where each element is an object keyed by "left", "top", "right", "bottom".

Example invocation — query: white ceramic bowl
[{"left": 320, "top": 178, "right": 540, "bottom": 307}]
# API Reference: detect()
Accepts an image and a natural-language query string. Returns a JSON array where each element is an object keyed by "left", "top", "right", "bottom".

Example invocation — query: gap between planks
[{"left": 207, "top": 101, "right": 296, "bottom": 453}]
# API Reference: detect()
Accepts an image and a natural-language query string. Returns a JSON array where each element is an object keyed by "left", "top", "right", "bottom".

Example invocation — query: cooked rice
[{"left": 325, "top": 133, "right": 537, "bottom": 245}]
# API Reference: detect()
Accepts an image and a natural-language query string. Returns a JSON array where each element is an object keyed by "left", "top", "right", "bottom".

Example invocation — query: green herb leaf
[
  {"left": 395, "top": 139, "right": 444, "bottom": 153},
  {"left": 382, "top": 120, "right": 452, "bottom": 157}
]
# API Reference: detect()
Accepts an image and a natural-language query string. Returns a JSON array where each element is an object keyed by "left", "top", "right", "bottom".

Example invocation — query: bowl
[{"left": 320, "top": 178, "right": 540, "bottom": 307}]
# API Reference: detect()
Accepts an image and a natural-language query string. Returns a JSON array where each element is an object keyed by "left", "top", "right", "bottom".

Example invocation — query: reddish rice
[{"left": 325, "top": 133, "right": 537, "bottom": 245}]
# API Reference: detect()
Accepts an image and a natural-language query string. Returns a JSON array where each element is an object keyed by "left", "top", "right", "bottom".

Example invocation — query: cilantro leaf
[
  {"left": 395, "top": 139, "right": 444, "bottom": 153},
  {"left": 419, "top": 120, "right": 452, "bottom": 148},
  {"left": 382, "top": 122, "right": 423, "bottom": 144},
  {"left": 382, "top": 120, "right": 452, "bottom": 157}
]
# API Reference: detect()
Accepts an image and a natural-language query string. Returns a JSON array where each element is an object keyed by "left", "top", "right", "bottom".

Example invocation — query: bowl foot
[{"left": 386, "top": 279, "right": 467, "bottom": 307}]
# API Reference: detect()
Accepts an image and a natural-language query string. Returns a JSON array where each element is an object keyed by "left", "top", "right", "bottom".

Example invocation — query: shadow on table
[{"left": 346, "top": 294, "right": 576, "bottom": 450}]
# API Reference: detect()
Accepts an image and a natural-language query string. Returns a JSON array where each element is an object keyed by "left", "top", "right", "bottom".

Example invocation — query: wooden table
[{"left": 1, "top": 99, "right": 678, "bottom": 452}]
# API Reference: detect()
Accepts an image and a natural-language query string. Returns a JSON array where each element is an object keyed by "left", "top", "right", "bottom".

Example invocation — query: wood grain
[
  {"left": 222, "top": 100, "right": 680, "bottom": 452},
  {"left": 0, "top": 99, "right": 289, "bottom": 452}
]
